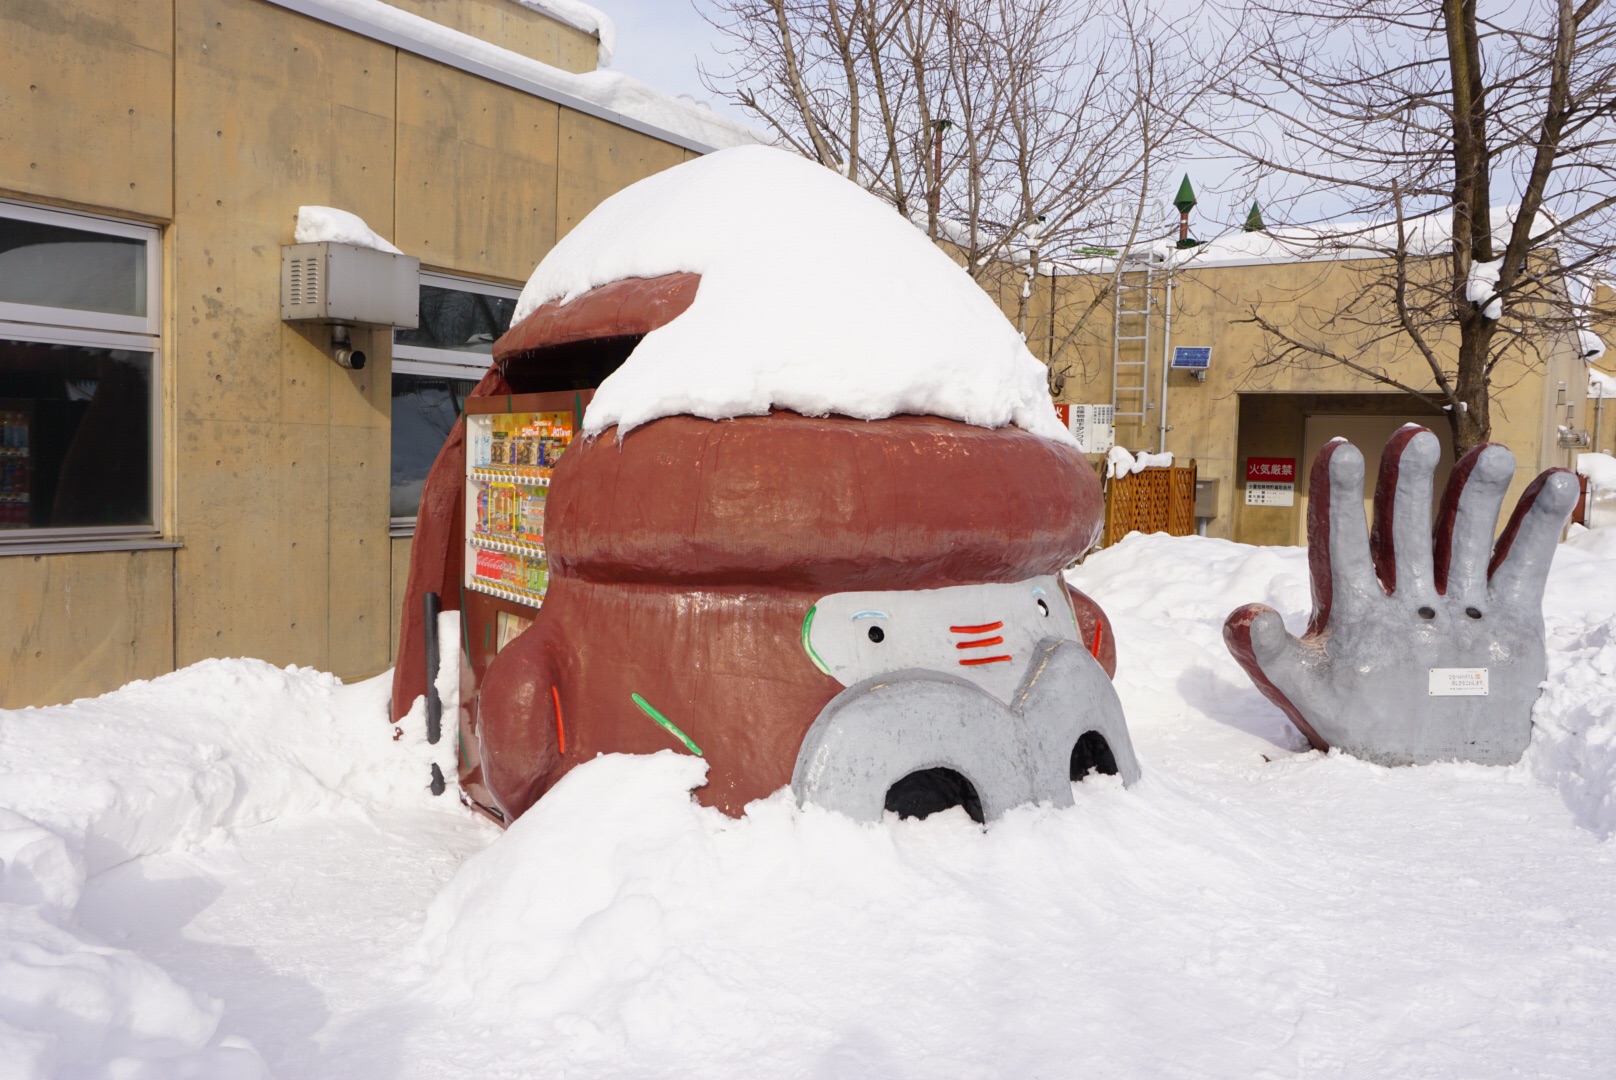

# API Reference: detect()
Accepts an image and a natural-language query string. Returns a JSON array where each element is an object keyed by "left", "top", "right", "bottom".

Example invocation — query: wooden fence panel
[{"left": 1102, "top": 461, "right": 1198, "bottom": 546}]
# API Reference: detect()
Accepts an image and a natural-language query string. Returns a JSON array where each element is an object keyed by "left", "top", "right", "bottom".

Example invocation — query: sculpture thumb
[{"left": 1223, "top": 603, "right": 1327, "bottom": 752}]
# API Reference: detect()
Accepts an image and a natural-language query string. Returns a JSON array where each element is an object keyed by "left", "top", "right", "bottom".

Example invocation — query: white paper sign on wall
[
  {"left": 1428, "top": 667, "right": 1489, "bottom": 696},
  {"left": 1244, "top": 481, "right": 1295, "bottom": 507}
]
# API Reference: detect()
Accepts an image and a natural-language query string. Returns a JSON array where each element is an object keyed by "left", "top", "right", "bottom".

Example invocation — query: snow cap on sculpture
[{"left": 514, "top": 145, "right": 1075, "bottom": 444}]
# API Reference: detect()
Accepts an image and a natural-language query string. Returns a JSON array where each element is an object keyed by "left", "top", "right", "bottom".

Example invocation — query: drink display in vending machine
[
  {"left": 0, "top": 401, "right": 31, "bottom": 529},
  {"left": 463, "top": 391, "right": 586, "bottom": 610}
]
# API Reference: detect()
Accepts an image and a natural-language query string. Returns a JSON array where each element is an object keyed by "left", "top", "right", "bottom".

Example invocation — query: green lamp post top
[
  {"left": 1243, "top": 200, "right": 1266, "bottom": 233},
  {"left": 1173, "top": 174, "right": 1197, "bottom": 215}
]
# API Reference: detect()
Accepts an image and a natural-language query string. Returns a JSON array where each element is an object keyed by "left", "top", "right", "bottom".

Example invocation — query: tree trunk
[{"left": 1448, "top": 324, "right": 1493, "bottom": 455}]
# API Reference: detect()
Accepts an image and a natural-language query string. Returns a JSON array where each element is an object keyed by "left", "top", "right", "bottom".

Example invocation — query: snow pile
[
  {"left": 1466, "top": 257, "right": 1504, "bottom": 319},
  {"left": 508, "top": 0, "right": 616, "bottom": 67},
  {"left": 1531, "top": 526, "right": 1616, "bottom": 836},
  {"left": 514, "top": 146, "right": 1075, "bottom": 444},
  {"left": 1579, "top": 452, "right": 1616, "bottom": 489},
  {"left": 1105, "top": 445, "right": 1174, "bottom": 478},
  {"left": 294, "top": 205, "right": 402, "bottom": 253},
  {"left": 7, "top": 540, "right": 1616, "bottom": 1076},
  {"left": 0, "top": 619, "right": 463, "bottom": 1079},
  {"left": 403, "top": 532, "right": 1616, "bottom": 1077},
  {"left": 1590, "top": 367, "right": 1616, "bottom": 398},
  {"left": 1579, "top": 329, "right": 1606, "bottom": 361}
]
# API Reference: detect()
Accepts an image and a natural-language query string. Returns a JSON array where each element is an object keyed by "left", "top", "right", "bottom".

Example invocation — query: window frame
[
  {"left": 391, "top": 270, "right": 520, "bottom": 370},
  {"left": 390, "top": 272, "right": 520, "bottom": 535},
  {"left": 0, "top": 199, "right": 163, "bottom": 551},
  {"left": 0, "top": 199, "right": 162, "bottom": 337}
]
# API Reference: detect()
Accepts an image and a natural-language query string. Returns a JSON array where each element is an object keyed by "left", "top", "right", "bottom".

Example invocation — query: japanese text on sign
[{"left": 1245, "top": 457, "right": 1296, "bottom": 482}]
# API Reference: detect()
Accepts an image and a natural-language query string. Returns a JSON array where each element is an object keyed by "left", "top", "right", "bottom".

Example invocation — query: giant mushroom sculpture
[{"left": 393, "top": 146, "right": 1138, "bottom": 824}]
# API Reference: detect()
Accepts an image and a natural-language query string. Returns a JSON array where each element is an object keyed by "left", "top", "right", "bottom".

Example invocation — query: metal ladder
[{"left": 1111, "top": 258, "right": 1153, "bottom": 436}]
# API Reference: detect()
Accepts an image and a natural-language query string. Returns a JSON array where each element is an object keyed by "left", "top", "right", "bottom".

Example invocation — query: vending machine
[
  {"left": 460, "top": 390, "right": 589, "bottom": 665},
  {"left": 0, "top": 401, "right": 31, "bottom": 528}
]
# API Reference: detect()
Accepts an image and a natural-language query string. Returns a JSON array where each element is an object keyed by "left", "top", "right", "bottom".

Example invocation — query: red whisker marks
[
  {"left": 1090, "top": 620, "right": 1104, "bottom": 660},
  {"left": 955, "top": 636, "right": 1005, "bottom": 649},
  {"left": 959, "top": 655, "right": 1012, "bottom": 667},
  {"left": 551, "top": 685, "right": 567, "bottom": 755},
  {"left": 950, "top": 621, "right": 1004, "bottom": 634}
]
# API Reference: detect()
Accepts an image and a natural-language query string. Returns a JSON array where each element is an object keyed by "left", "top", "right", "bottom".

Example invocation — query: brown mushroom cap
[{"left": 549, "top": 412, "right": 1102, "bottom": 591}]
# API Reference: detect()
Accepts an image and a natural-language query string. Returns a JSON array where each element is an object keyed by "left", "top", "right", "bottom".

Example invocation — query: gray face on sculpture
[
  {"left": 1224, "top": 427, "right": 1578, "bottom": 766},
  {"left": 792, "top": 580, "right": 1140, "bottom": 824}
]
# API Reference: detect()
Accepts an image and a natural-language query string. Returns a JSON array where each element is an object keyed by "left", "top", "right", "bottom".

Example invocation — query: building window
[
  {"left": 391, "top": 273, "right": 519, "bottom": 532},
  {"left": 0, "top": 201, "right": 160, "bottom": 543}
]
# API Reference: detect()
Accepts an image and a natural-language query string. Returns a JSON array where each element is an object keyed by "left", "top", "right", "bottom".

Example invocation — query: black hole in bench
[
  {"left": 885, "top": 768, "right": 984, "bottom": 823},
  {"left": 1071, "top": 731, "right": 1119, "bottom": 781}
]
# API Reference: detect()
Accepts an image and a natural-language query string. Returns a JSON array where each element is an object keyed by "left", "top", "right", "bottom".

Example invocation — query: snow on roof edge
[
  {"left": 506, "top": 0, "right": 616, "bottom": 67},
  {"left": 265, "top": 0, "right": 759, "bottom": 153}
]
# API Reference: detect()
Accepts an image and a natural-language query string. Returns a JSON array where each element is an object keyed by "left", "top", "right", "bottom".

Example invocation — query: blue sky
[{"left": 597, "top": 1, "right": 734, "bottom": 114}]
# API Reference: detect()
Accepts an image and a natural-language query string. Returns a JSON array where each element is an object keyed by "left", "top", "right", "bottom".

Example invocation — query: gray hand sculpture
[{"left": 1224, "top": 427, "right": 1577, "bottom": 766}]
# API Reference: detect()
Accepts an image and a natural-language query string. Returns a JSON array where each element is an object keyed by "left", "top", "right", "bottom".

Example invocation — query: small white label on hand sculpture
[{"left": 1428, "top": 668, "right": 1489, "bottom": 697}]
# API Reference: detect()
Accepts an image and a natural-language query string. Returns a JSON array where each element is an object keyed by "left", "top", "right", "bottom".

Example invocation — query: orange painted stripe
[
  {"left": 955, "top": 635, "right": 1005, "bottom": 649},
  {"left": 959, "top": 654, "right": 1013, "bottom": 666},
  {"left": 950, "top": 621, "right": 1004, "bottom": 634},
  {"left": 551, "top": 684, "right": 567, "bottom": 755}
]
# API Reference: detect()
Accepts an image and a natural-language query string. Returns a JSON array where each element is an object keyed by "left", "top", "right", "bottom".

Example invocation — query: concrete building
[
  {"left": 1, "top": 0, "right": 749, "bottom": 707},
  {"left": 1025, "top": 236, "right": 1599, "bottom": 547}
]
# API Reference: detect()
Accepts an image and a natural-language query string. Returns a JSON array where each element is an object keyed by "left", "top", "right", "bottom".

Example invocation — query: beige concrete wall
[
  {"left": 1, "top": 0, "right": 700, "bottom": 704},
  {"left": 1, "top": 550, "right": 176, "bottom": 708},
  {"left": 385, "top": 0, "right": 598, "bottom": 72},
  {"left": 171, "top": 0, "right": 398, "bottom": 679},
  {"left": 556, "top": 109, "right": 689, "bottom": 239},
  {"left": 0, "top": 0, "right": 175, "bottom": 220},
  {"left": 395, "top": 53, "right": 560, "bottom": 282}
]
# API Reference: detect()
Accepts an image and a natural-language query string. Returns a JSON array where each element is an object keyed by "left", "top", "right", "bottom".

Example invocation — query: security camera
[{"left": 330, "top": 325, "right": 366, "bottom": 370}]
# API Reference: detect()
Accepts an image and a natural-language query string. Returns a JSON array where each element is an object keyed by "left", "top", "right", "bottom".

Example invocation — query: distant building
[
  {"left": 1016, "top": 217, "right": 1600, "bottom": 547},
  {"left": 1, "top": 0, "right": 751, "bottom": 707}
]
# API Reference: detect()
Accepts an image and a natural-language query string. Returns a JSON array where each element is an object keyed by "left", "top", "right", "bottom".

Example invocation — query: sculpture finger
[
  {"left": 1488, "top": 467, "right": 1578, "bottom": 608},
  {"left": 1369, "top": 426, "right": 1440, "bottom": 599},
  {"left": 1433, "top": 443, "right": 1515, "bottom": 604},
  {"left": 1304, "top": 439, "right": 1374, "bottom": 634},
  {"left": 1223, "top": 604, "right": 1326, "bottom": 751}
]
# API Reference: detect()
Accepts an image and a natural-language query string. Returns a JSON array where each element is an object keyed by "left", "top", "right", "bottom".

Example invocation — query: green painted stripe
[
  {"left": 631, "top": 693, "right": 703, "bottom": 756},
  {"left": 801, "top": 605, "right": 830, "bottom": 674}
]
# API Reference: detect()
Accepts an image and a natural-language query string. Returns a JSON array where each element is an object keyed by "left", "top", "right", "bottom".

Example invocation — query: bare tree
[
  {"left": 1206, "top": 0, "right": 1616, "bottom": 454},
  {"left": 698, "top": 0, "right": 1226, "bottom": 358}
]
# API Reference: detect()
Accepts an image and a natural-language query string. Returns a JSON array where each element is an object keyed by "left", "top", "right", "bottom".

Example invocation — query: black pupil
[
  {"left": 1036, "top": 599, "right": 1049, "bottom": 616},
  {"left": 867, "top": 625, "right": 884, "bottom": 643}
]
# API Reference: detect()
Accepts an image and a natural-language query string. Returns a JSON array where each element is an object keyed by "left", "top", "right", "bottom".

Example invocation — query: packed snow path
[{"left": 3, "top": 532, "right": 1615, "bottom": 1078}]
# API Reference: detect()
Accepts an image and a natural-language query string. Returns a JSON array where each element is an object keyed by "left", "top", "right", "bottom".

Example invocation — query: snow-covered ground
[{"left": 4, "top": 530, "right": 1615, "bottom": 1079}]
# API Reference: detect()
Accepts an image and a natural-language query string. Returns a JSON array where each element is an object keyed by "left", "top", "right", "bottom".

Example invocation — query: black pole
[{"left": 423, "top": 591, "right": 442, "bottom": 746}]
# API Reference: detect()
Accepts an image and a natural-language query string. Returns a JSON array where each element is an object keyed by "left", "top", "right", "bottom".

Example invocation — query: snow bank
[
  {"left": 1590, "top": 367, "right": 1616, "bottom": 398},
  {"left": 1579, "top": 452, "right": 1616, "bottom": 488},
  {"left": 294, "top": 205, "right": 402, "bottom": 253},
  {"left": 514, "top": 146, "right": 1075, "bottom": 444},
  {"left": 0, "top": 618, "right": 463, "bottom": 1078},
  {"left": 508, "top": 0, "right": 615, "bottom": 67},
  {"left": 8, "top": 537, "right": 1616, "bottom": 1076}
]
